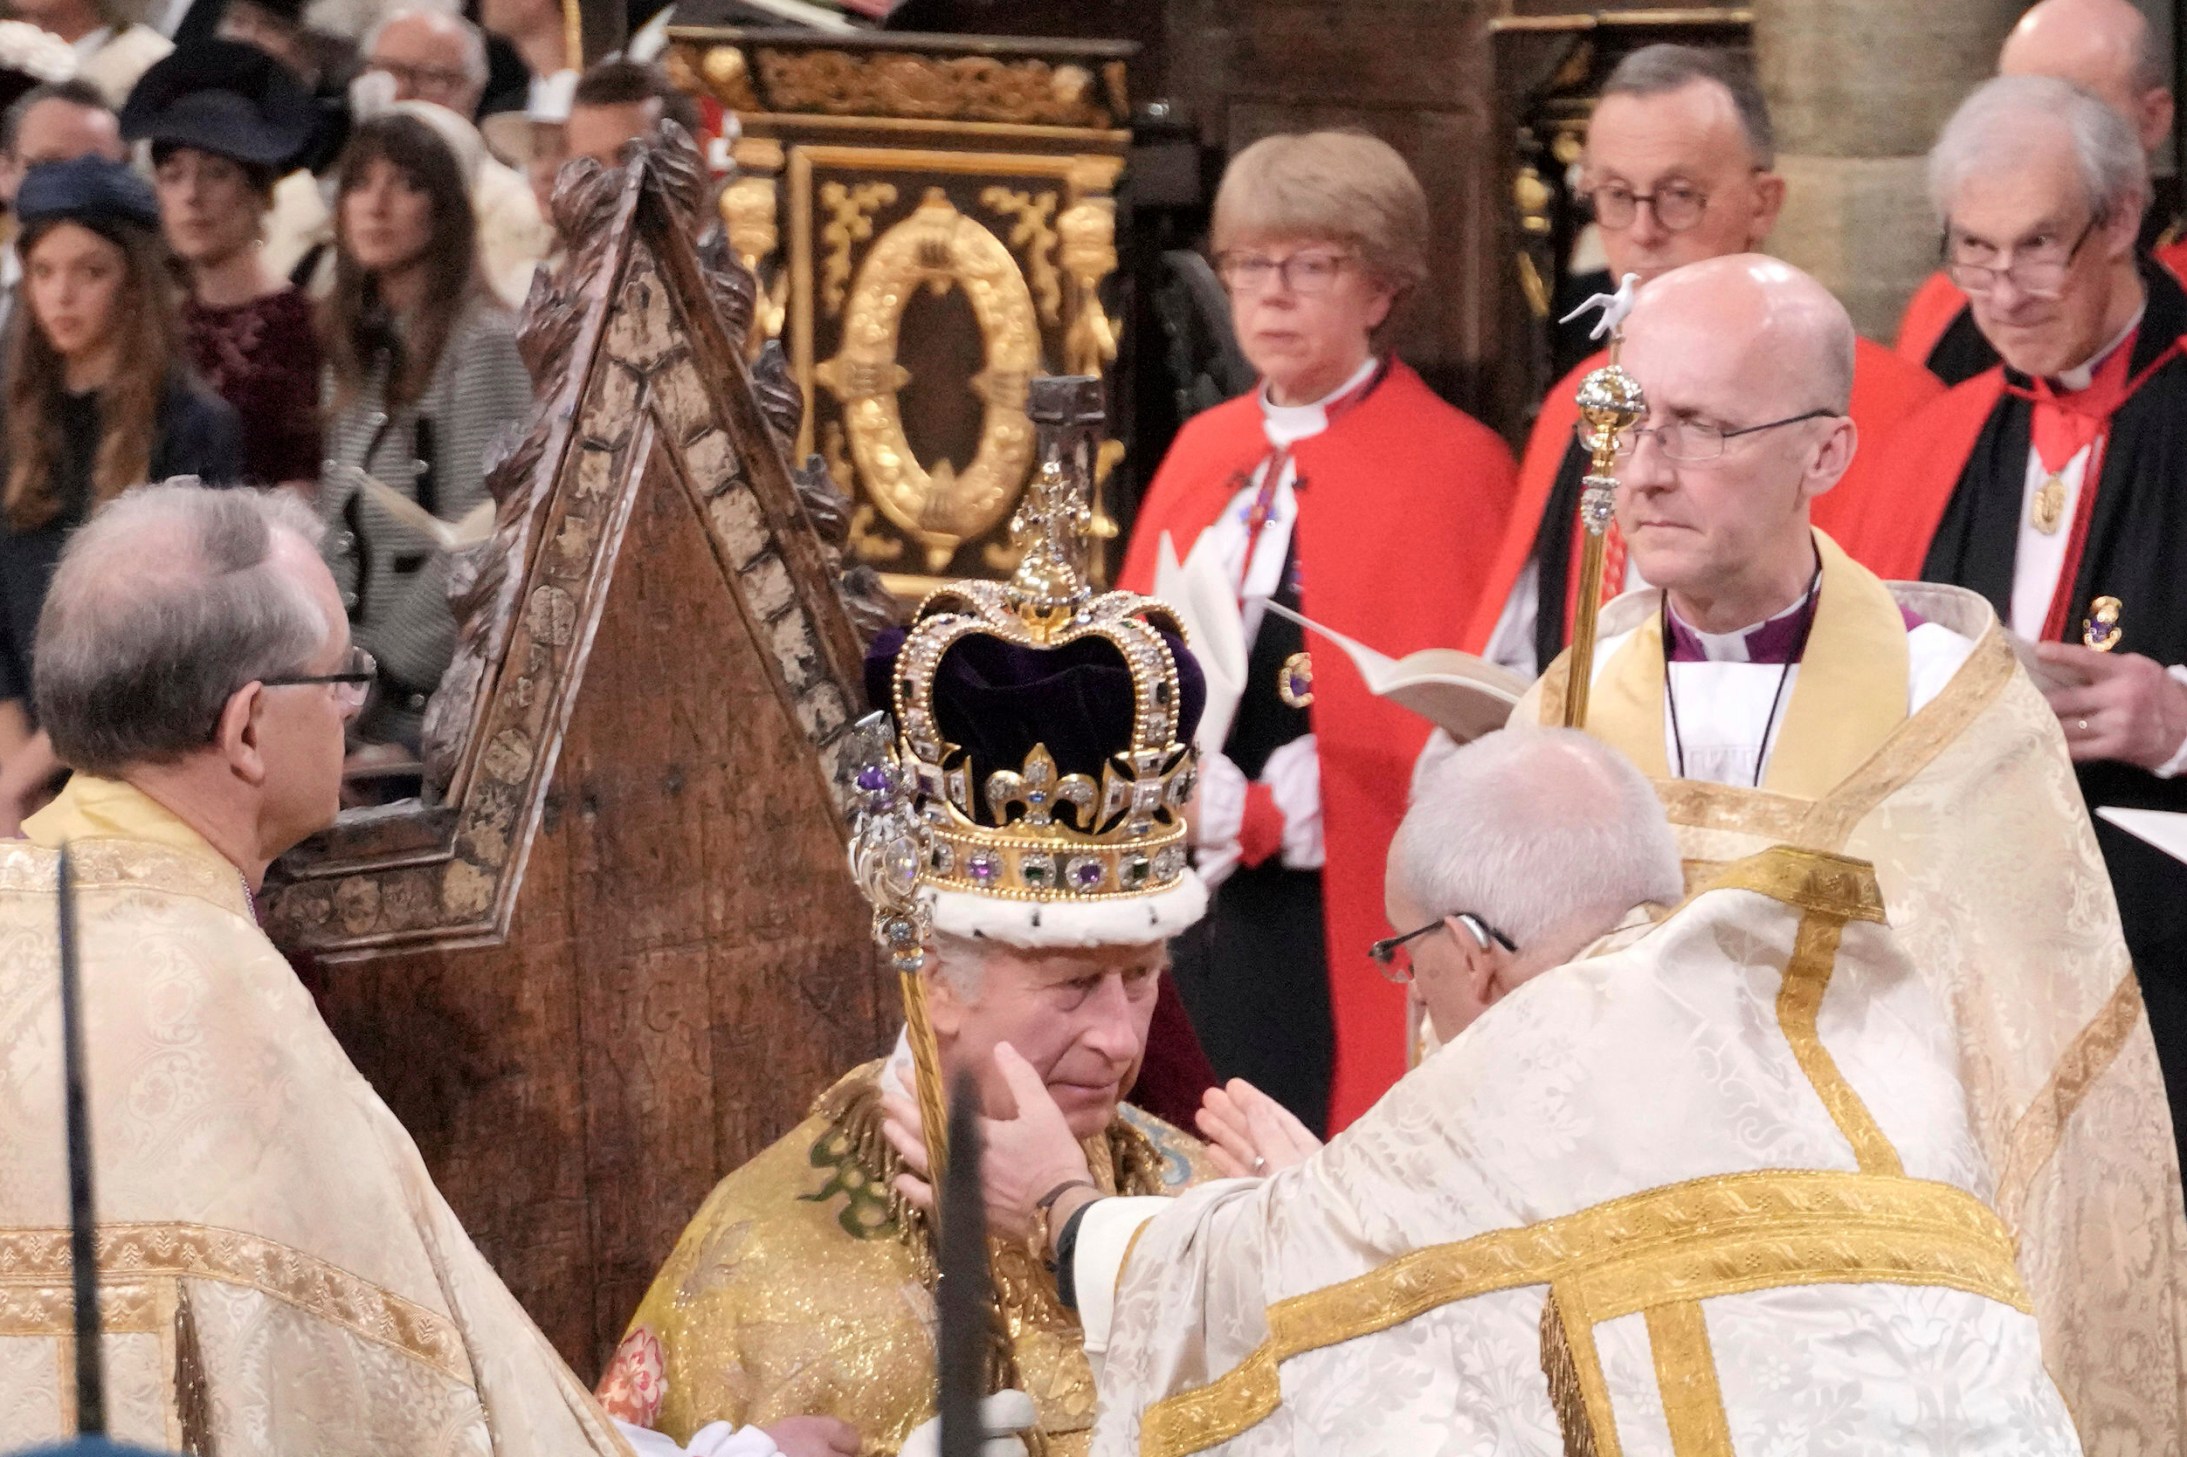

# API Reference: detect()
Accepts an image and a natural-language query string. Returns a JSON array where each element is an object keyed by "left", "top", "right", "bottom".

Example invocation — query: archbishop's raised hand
[
  {"left": 1195, "top": 1078, "right": 1323, "bottom": 1179},
  {"left": 882, "top": 1042, "right": 1094, "bottom": 1242}
]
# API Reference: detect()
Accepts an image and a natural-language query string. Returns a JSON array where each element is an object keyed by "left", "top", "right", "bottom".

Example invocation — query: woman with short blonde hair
[
  {"left": 1119, "top": 129, "right": 1517, "bottom": 1136},
  {"left": 1211, "top": 129, "right": 1430, "bottom": 338}
]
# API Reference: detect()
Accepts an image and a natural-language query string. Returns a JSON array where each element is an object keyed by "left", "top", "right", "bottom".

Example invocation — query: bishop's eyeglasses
[
  {"left": 261, "top": 646, "right": 379, "bottom": 715},
  {"left": 1942, "top": 214, "right": 2099, "bottom": 299},
  {"left": 1572, "top": 408, "right": 1841, "bottom": 465},
  {"left": 1369, "top": 914, "right": 1517, "bottom": 984}
]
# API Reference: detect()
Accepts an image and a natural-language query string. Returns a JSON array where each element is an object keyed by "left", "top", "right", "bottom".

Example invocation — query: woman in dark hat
[
  {"left": 123, "top": 39, "right": 322, "bottom": 488},
  {"left": 0, "top": 153, "right": 241, "bottom": 832}
]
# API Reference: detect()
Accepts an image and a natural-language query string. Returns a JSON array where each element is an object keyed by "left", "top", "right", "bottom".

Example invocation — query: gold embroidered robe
[
  {"left": 1091, "top": 849, "right": 2077, "bottom": 1456},
  {"left": 0, "top": 776, "right": 633, "bottom": 1456},
  {"left": 1518, "top": 531, "right": 2187, "bottom": 1451},
  {"left": 598, "top": 1062, "right": 1213, "bottom": 1456}
]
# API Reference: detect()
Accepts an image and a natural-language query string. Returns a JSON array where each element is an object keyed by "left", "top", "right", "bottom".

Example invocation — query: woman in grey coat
[{"left": 318, "top": 109, "right": 531, "bottom": 757}]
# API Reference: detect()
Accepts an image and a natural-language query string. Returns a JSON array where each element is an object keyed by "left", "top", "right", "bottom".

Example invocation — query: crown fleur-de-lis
[{"left": 986, "top": 744, "right": 1098, "bottom": 829}]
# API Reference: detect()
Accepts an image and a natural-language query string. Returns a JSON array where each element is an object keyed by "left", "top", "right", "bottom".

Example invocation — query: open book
[
  {"left": 2097, "top": 807, "right": 2187, "bottom": 866},
  {"left": 352, "top": 468, "right": 497, "bottom": 552},
  {"left": 1262, "top": 601, "right": 1528, "bottom": 744},
  {"left": 1152, "top": 533, "right": 1248, "bottom": 754}
]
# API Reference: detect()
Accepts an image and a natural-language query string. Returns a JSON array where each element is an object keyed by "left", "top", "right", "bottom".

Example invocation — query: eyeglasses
[
  {"left": 262, "top": 645, "right": 378, "bottom": 714},
  {"left": 367, "top": 58, "right": 474, "bottom": 99},
  {"left": 1943, "top": 215, "right": 2100, "bottom": 299},
  {"left": 1368, "top": 913, "right": 1517, "bottom": 984},
  {"left": 1577, "top": 408, "right": 1840, "bottom": 465},
  {"left": 1215, "top": 249, "right": 1356, "bottom": 297},
  {"left": 1582, "top": 179, "right": 1711, "bottom": 232}
]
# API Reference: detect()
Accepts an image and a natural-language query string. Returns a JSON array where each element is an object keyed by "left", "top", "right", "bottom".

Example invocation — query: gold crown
[{"left": 889, "top": 448, "right": 1198, "bottom": 906}]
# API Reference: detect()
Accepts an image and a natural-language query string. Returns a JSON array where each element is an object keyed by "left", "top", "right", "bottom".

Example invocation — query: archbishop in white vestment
[{"left": 1085, "top": 845, "right": 2078, "bottom": 1456}]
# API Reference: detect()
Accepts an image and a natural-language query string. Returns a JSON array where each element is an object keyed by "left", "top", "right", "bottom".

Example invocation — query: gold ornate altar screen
[{"left": 665, "top": 28, "right": 1134, "bottom": 596}]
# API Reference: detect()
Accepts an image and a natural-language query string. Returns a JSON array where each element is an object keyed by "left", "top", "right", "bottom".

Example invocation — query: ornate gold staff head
[{"left": 1560, "top": 277, "right": 1649, "bottom": 728}]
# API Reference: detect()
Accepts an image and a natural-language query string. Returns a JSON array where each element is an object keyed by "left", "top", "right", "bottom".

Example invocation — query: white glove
[
  {"left": 897, "top": 1390, "right": 1038, "bottom": 1457},
  {"left": 613, "top": 1417, "right": 782, "bottom": 1457}
]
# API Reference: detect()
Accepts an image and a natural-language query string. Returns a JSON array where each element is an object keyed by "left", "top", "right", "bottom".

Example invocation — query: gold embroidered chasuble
[
  {"left": 1516, "top": 535, "right": 2187, "bottom": 1451},
  {"left": 598, "top": 1062, "right": 1213, "bottom": 1457},
  {"left": 1091, "top": 849, "right": 2078, "bottom": 1457},
  {"left": 0, "top": 776, "right": 634, "bottom": 1456}
]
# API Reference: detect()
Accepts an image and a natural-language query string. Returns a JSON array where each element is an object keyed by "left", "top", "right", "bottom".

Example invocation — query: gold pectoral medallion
[
  {"left": 1278, "top": 651, "right": 1314, "bottom": 708},
  {"left": 2084, "top": 595, "right": 2124, "bottom": 652},
  {"left": 2031, "top": 473, "right": 2068, "bottom": 534}
]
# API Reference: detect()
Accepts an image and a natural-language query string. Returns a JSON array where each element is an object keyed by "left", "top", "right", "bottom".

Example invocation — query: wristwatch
[{"left": 1028, "top": 1177, "right": 1096, "bottom": 1267}]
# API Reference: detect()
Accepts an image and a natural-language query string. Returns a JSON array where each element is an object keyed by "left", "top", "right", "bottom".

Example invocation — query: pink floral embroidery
[{"left": 596, "top": 1325, "right": 668, "bottom": 1425}]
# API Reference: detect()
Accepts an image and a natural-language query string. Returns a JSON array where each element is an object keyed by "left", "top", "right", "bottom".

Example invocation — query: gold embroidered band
[
  {"left": 1136, "top": 1170, "right": 2028, "bottom": 1457},
  {"left": 1996, "top": 971, "right": 2148, "bottom": 1231},
  {"left": 0, "top": 1223, "right": 471, "bottom": 1384},
  {"left": 1644, "top": 1301, "right": 1734, "bottom": 1457},
  {"left": 1777, "top": 911, "right": 1903, "bottom": 1175}
]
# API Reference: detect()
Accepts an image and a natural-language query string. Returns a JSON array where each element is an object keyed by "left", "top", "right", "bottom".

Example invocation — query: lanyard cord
[{"left": 1661, "top": 560, "right": 1823, "bottom": 787}]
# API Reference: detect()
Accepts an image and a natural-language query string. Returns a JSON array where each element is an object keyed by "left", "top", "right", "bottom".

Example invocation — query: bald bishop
[{"left": 1510, "top": 254, "right": 2187, "bottom": 1451}]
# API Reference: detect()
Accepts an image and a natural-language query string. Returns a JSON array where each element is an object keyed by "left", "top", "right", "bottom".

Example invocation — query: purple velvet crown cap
[{"left": 864, "top": 622, "right": 1205, "bottom": 827}]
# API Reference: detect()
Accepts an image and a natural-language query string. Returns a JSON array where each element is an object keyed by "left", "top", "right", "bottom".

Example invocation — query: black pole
[
  {"left": 57, "top": 844, "right": 104, "bottom": 1435},
  {"left": 935, "top": 1072, "right": 987, "bottom": 1457},
  {"left": 2174, "top": 0, "right": 2185, "bottom": 226}
]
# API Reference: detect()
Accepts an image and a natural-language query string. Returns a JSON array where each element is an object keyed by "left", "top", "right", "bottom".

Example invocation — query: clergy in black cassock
[{"left": 1855, "top": 75, "right": 2187, "bottom": 1167}]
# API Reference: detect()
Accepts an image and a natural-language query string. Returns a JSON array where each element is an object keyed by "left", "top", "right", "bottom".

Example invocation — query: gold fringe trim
[
  {"left": 1136, "top": 1169, "right": 2028, "bottom": 1457},
  {"left": 174, "top": 1280, "right": 215, "bottom": 1457},
  {"left": 1539, "top": 1287, "right": 1599, "bottom": 1457}
]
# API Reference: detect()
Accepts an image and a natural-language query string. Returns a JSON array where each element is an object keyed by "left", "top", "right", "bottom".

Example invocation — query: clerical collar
[
  {"left": 1665, "top": 580, "right": 1821, "bottom": 665},
  {"left": 2051, "top": 306, "right": 2145, "bottom": 392},
  {"left": 1257, "top": 355, "right": 1380, "bottom": 449}
]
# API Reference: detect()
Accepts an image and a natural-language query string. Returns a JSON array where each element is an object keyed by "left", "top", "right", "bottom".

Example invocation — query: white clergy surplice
[
  {"left": 1585, "top": 563, "right": 1974, "bottom": 790},
  {"left": 1077, "top": 848, "right": 2079, "bottom": 1457}
]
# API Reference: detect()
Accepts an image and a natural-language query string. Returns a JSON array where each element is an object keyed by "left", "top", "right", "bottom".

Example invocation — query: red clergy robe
[
  {"left": 1849, "top": 257, "right": 2187, "bottom": 1163},
  {"left": 1895, "top": 240, "right": 2187, "bottom": 387},
  {"left": 1460, "top": 336, "right": 1943, "bottom": 660},
  {"left": 1119, "top": 360, "right": 1517, "bottom": 1131}
]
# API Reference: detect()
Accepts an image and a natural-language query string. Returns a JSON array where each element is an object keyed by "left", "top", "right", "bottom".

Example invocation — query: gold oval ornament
[
  {"left": 1278, "top": 651, "right": 1314, "bottom": 709},
  {"left": 813, "top": 188, "right": 1043, "bottom": 574},
  {"left": 2084, "top": 595, "right": 2124, "bottom": 652}
]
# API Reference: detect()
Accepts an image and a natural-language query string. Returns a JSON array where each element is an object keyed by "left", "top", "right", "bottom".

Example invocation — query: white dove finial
[{"left": 1559, "top": 271, "right": 1642, "bottom": 341}]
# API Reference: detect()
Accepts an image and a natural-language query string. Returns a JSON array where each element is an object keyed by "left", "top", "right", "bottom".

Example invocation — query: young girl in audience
[
  {"left": 0, "top": 155, "right": 243, "bottom": 831},
  {"left": 319, "top": 108, "right": 530, "bottom": 759},
  {"left": 124, "top": 39, "right": 323, "bottom": 489}
]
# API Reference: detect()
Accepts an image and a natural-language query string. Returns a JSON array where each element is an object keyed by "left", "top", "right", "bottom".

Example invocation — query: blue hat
[
  {"left": 16, "top": 156, "right": 160, "bottom": 237},
  {"left": 120, "top": 40, "right": 317, "bottom": 171}
]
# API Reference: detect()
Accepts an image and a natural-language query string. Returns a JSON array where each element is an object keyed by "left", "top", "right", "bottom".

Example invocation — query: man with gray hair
[
  {"left": 1465, "top": 40, "right": 1942, "bottom": 679},
  {"left": 0, "top": 482, "right": 649, "bottom": 1453},
  {"left": 945, "top": 729, "right": 2079, "bottom": 1455},
  {"left": 1897, "top": 0, "right": 2187, "bottom": 382},
  {"left": 1860, "top": 72, "right": 2187, "bottom": 1193}
]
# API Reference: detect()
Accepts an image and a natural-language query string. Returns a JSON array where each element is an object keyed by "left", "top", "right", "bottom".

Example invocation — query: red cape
[
  {"left": 1895, "top": 242, "right": 2187, "bottom": 366},
  {"left": 1832, "top": 369, "right": 2009, "bottom": 582},
  {"left": 1459, "top": 336, "right": 1943, "bottom": 652},
  {"left": 1120, "top": 361, "right": 1517, "bottom": 1130},
  {"left": 1895, "top": 270, "right": 1969, "bottom": 369}
]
